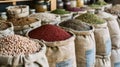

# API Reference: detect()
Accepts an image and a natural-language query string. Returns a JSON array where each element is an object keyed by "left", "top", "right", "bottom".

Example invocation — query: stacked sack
[
  {"left": 75, "top": 13, "right": 111, "bottom": 67},
  {"left": 59, "top": 19, "right": 96, "bottom": 67},
  {"left": 27, "top": 24, "right": 76, "bottom": 67},
  {"left": 97, "top": 11, "right": 120, "bottom": 67}
]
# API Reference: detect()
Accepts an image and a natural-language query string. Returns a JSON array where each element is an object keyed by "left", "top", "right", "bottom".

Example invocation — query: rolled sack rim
[
  {"left": 57, "top": 23, "right": 94, "bottom": 36},
  {"left": 0, "top": 39, "right": 46, "bottom": 65},
  {"left": 92, "top": 22, "right": 107, "bottom": 28},
  {"left": 26, "top": 30, "right": 75, "bottom": 47}
]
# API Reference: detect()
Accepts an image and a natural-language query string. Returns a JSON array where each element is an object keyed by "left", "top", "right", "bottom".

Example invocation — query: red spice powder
[{"left": 28, "top": 24, "right": 71, "bottom": 42}]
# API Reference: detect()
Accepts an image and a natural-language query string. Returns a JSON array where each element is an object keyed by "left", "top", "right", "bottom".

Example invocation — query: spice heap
[
  {"left": 60, "top": 19, "right": 91, "bottom": 31},
  {"left": 0, "top": 22, "right": 11, "bottom": 30},
  {"left": 0, "top": 35, "right": 41, "bottom": 56},
  {"left": 67, "top": 7, "right": 86, "bottom": 12},
  {"left": 105, "top": 4, "right": 120, "bottom": 15},
  {"left": 90, "top": 0, "right": 107, "bottom": 9},
  {"left": 8, "top": 17, "right": 38, "bottom": 26},
  {"left": 51, "top": 9, "right": 70, "bottom": 14},
  {"left": 29, "top": 13, "right": 58, "bottom": 22},
  {"left": 75, "top": 13, "right": 105, "bottom": 24},
  {"left": 28, "top": 24, "right": 71, "bottom": 42}
]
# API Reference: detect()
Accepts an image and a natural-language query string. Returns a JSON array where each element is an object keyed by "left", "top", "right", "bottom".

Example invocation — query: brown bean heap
[
  {"left": 8, "top": 17, "right": 38, "bottom": 26},
  {"left": 0, "top": 22, "right": 11, "bottom": 30},
  {"left": 0, "top": 35, "right": 41, "bottom": 56}
]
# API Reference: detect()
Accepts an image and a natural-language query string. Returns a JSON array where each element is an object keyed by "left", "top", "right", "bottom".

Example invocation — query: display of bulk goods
[
  {"left": 29, "top": 13, "right": 61, "bottom": 25},
  {"left": 26, "top": 24, "right": 76, "bottom": 67},
  {"left": 111, "top": 48, "right": 120, "bottom": 67},
  {"left": 7, "top": 17, "right": 41, "bottom": 36},
  {"left": 89, "top": 0, "right": 108, "bottom": 11},
  {"left": 51, "top": 9, "right": 73, "bottom": 22},
  {"left": 6, "top": 5, "right": 29, "bottom": 19},
  {"left": 0, "top": 22, "right": 14, "bottom": 38},
  {"left": 67, "top": 7, "right": 87, "bottom": 16},
  {"left": 75, "top": 13, "right": 111, "bottom": 56},
  {"left": 59, "top": 19, "right": 96, "bottom": 67},
  {"left": 95, "top": 55, "right": 111, "bottom": 67},
  {"left": 0, "top": 35, "right": 49, "bottom": 67},
  {"left": 97, "top": 11, "right": 120, "bottom": 48},
  {"left": 105, "top": 4, "right": 120, "bottom": 15}
]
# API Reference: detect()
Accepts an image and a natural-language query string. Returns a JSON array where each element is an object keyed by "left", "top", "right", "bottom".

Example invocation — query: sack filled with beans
[
  {"left": 8, "top": 17, "right": 41, "bottom": 36},
  {"left": 59, "top": 19, "right": 96, "bottom": 67},
  {"left": 75, "top": 13, "right": 111, "bottom": 56},
  {"left": 26, "top": 24, "right": 76, "bottom": 67},
  {"left": 0, "top": 34, "right": 49, "bottom": 67},
  {"left": 0, "top": 21, "right": 14, "bottom": 38}
]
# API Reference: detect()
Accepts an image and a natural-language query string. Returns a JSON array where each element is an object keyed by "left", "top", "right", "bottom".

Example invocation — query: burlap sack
[
  {"left": 0, "top": 40, "right": 49, "bottom": 67},
  {"left": 14, "top": 19, "right": 41, "bottom": 36},
  {"left": 95, "top": 55, "right": 111, "bottom": 67},
  {"left": 0, "top": 22, "right": 14, "bottom": 38},
  {"left": 94, "top": 22, "right": 111, "bottom": 56},
  {"left": 60, "top": 27, "right": 96, "bottom": 67},
  {"left": 43, "top": 32, "right": 76, "bottom": 67},
  {"left": 97, "top": 11, "right": 120, "bottom": 48},
  {"left": 6, "top": 5, "right": 29, "bottom": 18},
  {"left": 111, "top": 48, "right": 120, "bottom": 67}
]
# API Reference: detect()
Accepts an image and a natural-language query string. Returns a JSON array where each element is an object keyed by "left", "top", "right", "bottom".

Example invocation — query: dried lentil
[
  {"left": 28, "top": 24, "right": 71, "bottom": 42},
  {"left": 75, "top": 13, "right": 105, "bottom": 24},
  {"left": 0, "top": 22, "right": 11, "bottom": 30},
  {"left": 60, "top": 19, "right": 91, "bottom": 31},
  {"left": 51, "top": 9, "right": 70, "bottom": 14},
  {"left": 0, "top": 35, "right": 41, "bottom": 56},
  {"left": 8, "top": 17, "right": 38, "bottom": 26}
]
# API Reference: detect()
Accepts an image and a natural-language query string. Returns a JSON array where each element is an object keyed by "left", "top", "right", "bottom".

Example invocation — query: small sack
[
  {"left": 43, "top": 32, "right": 76, "bottom": 67},
  {"left": 0, "top": 41, "right": 49, "bottom": 67},
  {"left": 111, "top": 48, "right": 120, "bottom": 67},
  {"left": 0, "top": 22, "right": 14, "bottom": 37},
  {"left": 94, "top": 22, "right": 111, "bottom": 56},
  {"left": 95, "top": 55, "right": 111, "bottom": 67},
  {"left": 14, "top": 19, "right": 41, "bottom": 36}
]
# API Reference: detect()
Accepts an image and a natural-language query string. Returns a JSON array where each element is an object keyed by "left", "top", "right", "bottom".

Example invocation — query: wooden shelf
[{"left": 0, "top": 0, "right": 32, "bottom": 5}]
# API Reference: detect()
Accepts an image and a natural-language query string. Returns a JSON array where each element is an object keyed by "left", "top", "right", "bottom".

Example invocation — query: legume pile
[
  {"left": 29, "top": 13, "right": 58, "bottom": 22},
  {"left": 60, "top": 19, "right": 91, "bottom": 31},
  {"left": 105, "top": 5, "right": 120, "bottom": 15},
  {"left": 0, "top": 22, "right": 11, "bottom": 30},
  {"left": 28, "top": 24, "right": 71, "bottom": 42},
  {"left": 0, "top": 35, "right": 41, "bottom": 56},
  {"left": 8, "top": 17, "right": 38, "bottom": 26},
  {"left": 51, "top": 9, "right": 70, "bottom": 14},
  {"left": 67, "top": 7, "right": 86, "bottom": 12},
  {"left": 75, "top": 13, "right": 105, "bottom": 24}
]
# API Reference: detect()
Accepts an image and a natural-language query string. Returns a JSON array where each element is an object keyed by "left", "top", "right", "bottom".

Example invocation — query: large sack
[
  {"left": 95, "top": 55, "right": 111, "bottom": 67},
  {"left": 61, "top": 27, "right": 96, "bottom": 67},
  {"left": 43, "top": 32, "right": 76, "bottom": 67},
  {"left": 97, "top": 11, "right": 120, "bottom": 48},
  {"left": 111, "top": 48, "right": 120, "bottom": 67},
  {"left": 0, "top": 22, "right": 14, "bottom": 37},
  {"left": 0, "top": 40, "right": 49, "bottom": 67},
  {"left": 94, "top": 22, "right": 111, "bottom": 56}
]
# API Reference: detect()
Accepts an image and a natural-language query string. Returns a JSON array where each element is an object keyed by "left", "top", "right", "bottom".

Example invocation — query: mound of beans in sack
[{"left": 28, "top": 24, "right": 71, "bottom": 42}]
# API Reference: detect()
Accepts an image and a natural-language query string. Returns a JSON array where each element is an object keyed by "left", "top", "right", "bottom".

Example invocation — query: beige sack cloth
[
  {"left": 94, "top": 22, "right": 111, "bottom": 56},
  {"left": 0, "top": 40, "right": 49, "bottom": 67},
  {"left": 14, "top": 19, "right": 41, "bottom": 36},
  {"left": 111, "top": 48, "right": 120, "bottom": 67},
  {"left": 95, "top": 55, "right": 111, "bottom": 67},
  {"left": 43, "top": 32, "right": 76, "bottom": 67},
  {"left": 60, "top": 27, "right": 96, "bottom": 67},
  {"left": 0, "top": 22, "right": 14, "bottom": 38},
  {"left": 97, "top": 11, "right": 120, "bottom": 48}
]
